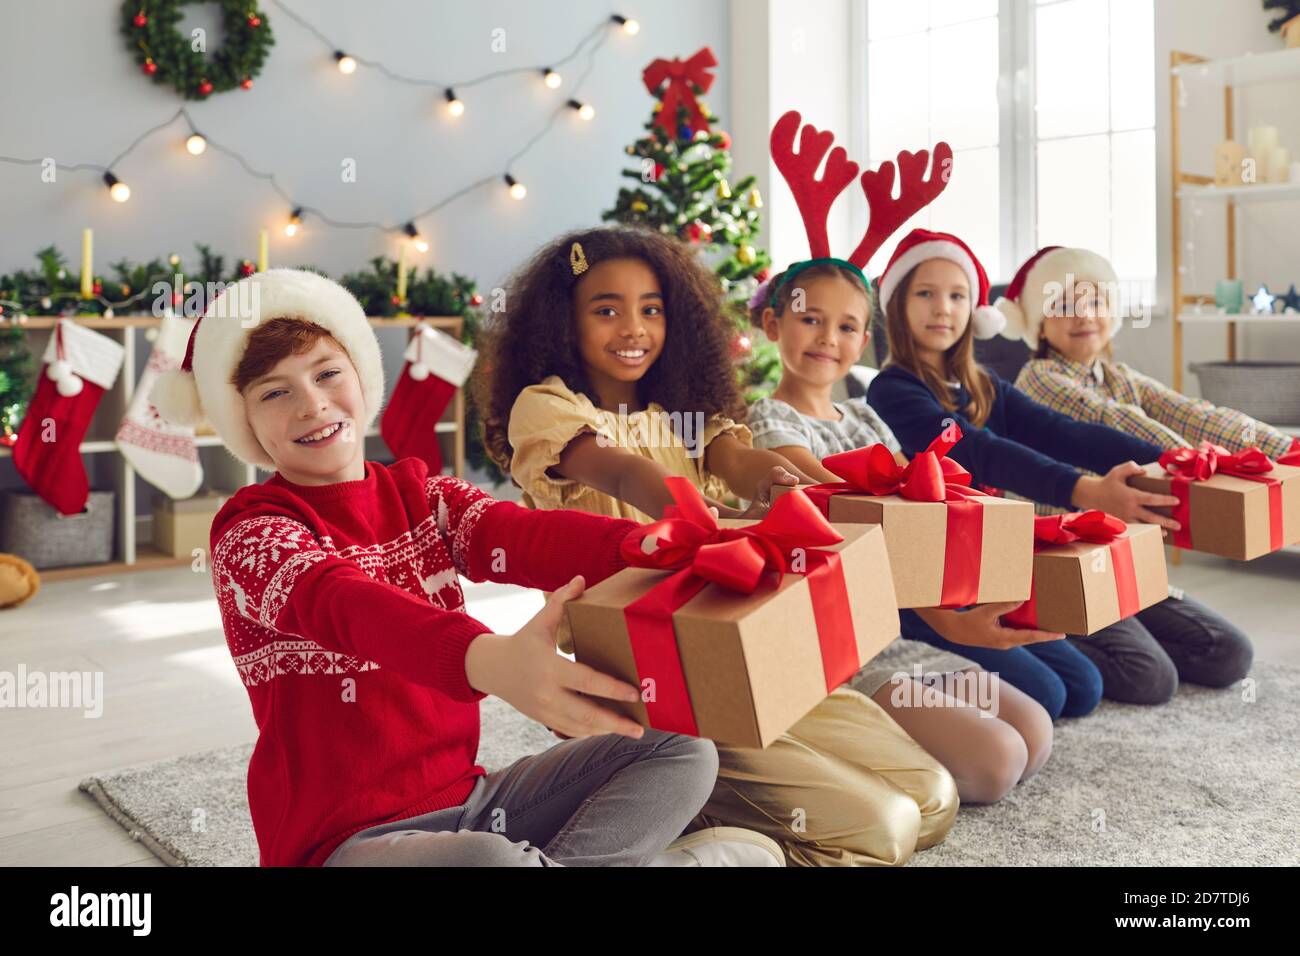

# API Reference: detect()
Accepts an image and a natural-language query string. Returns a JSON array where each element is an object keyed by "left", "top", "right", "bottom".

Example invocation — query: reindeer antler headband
[{"left": 766, "top": 110, "right": 953, "bottom": 307}]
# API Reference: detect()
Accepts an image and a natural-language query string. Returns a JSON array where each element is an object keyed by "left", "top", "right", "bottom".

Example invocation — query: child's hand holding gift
[{"left": 464, "top": 575, "right": 647, "bottom": 740}]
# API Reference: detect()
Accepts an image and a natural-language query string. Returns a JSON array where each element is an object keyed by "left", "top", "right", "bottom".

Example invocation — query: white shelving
[
  {"left": 1171, "top": 45, "right": 1300, "bottom": 87},
  {"left": 1176, "top": 312, "right": 1300, "bottom": 324},
  {"left": 1176, "top": 181, "right": 1300, "bottom": 203}
]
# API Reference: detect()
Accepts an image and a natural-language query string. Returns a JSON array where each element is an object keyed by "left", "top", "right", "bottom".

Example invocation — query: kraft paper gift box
[
  {"left": 1002, "top": 512, "right": 1169, "bottom": 636},
  {"left": 773, "top": 431, "right": 1033, "bottom": 609},
  {"left": 564, "top": 477, "right": 900, "bottom": 749},
  {"left": 1127, "top": 443, "right": 1300, "bottom": 561}
]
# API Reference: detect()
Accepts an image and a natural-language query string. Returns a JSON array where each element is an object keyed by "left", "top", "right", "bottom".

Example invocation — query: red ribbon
[
  {"left": 1279, "top": 439, "right": 1300, "bottom": 467},
  {"left": 802, "top": 427, "right": 988, "bottom": 608},
  {"left": 642, "top": 47, "right": 717, "bottom": 137},
  {"left": 618, "top": 476, "right": 857, "bottom": 736},
  {"left": 1003, "top": 511, "right": 1138, "bottom": 630},
  {"left": 1158, "top": 442, "right": 1283, "bottom": 552}
]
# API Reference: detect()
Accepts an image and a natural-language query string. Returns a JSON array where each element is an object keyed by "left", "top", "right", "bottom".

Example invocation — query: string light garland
[{"left": 2, "top": 5, "right": 637, "bottom": 252}]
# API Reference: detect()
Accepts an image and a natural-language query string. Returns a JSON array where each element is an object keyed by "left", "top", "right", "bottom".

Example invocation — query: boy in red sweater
[{"left": 151, "top": 269, "right": 781, "bottom": 867}]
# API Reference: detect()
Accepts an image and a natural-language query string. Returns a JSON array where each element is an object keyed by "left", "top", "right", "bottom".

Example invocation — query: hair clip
[{"left": 570, "top": 242, "right": 589, "bottom": 276}]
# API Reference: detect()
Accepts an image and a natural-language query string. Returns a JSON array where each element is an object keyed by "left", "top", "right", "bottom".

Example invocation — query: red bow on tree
[{"left": 642, "top": 47, "right": 717, "bottom": 138}]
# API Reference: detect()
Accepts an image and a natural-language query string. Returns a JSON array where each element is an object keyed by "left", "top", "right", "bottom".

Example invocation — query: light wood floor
[{"left": 2, "top": 545, "right": 1296, "bottom": 867}]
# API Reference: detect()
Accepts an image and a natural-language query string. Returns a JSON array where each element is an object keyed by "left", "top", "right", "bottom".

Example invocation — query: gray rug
[{"left": 81, "top": 668, "right": 1300, "bottom": 867}]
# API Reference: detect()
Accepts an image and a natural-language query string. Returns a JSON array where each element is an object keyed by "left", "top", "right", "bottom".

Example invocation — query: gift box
[
  {"left": 1002, "top": 512, "right": 1168, "bottom": 636},
  {"left": 152, "top": 491, "right": 228, "bottom": 557},
  {"left": 565, "top": 477, "right": 900, "bottom": 749},
  {"left": 773, "top": 429, "right": 1034, "bottom": 608},
  {"left": 1128, "top": 443, "right": 1300, "bottom": 560}
]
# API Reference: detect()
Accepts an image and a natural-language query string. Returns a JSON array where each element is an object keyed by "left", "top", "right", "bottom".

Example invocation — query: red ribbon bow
[
  {"left": 1029, "top": 510, "right": 1127, "bottom": 546},
  {"left": 616, "top": 476, "right": 858, "bottom": 737},
  {"left": 802, "top": 427, "right": 987, "bottom": 608},
  {"left": 642, "top": 47, "right": 717, "bottom": 138},
  {"left": 1004, "top": 510, "right": 1139, "bottom": 631},
  {"left": 1158, "top": 441, "right": 1283, "bottom": 551}
]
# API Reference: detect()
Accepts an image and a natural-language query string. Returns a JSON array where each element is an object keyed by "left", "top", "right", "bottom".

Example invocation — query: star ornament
[
  {"left": 1281, "top": 284, "right": 1300, "bottom": 314},
  {"left": 1251, "top": 285, "right": 1276, "bottom": 315}
]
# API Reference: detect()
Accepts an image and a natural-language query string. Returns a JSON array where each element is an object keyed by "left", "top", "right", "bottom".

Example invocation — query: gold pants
[{"left": 691, "top": 686, "right": 959, "bottom": 867}]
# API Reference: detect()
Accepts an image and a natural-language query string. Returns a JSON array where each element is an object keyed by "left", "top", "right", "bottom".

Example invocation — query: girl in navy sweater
[{"left": 866, "top": 230, "right": 1252, "bottom": 716}]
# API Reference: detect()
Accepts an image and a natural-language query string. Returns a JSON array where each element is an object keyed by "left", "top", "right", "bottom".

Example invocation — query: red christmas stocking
[
  {"left": 381, "top": 322, "right": 477, "bottom": 474},
  {"left": 13, "top": 320, "right": 125, "bottom": 515}
]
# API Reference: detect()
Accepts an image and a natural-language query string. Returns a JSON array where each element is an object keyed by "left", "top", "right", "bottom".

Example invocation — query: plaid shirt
[{"left": 1015, "top": 346, "right": 1295, "bottom": 461}]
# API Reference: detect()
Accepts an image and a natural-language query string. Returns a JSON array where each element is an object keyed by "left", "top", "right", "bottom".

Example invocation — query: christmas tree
[{"left": 603, "top": 47, "right": 781, "bottom": 401}]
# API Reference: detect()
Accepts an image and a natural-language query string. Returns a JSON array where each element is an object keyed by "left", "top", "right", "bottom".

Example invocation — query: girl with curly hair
[{"left": 473, "top": 224, "right": 960, "bottom": 867}]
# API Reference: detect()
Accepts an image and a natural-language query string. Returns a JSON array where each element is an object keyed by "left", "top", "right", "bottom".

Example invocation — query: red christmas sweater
[{"left": 208, "top": 457, "right": 638, "bottom": 867}]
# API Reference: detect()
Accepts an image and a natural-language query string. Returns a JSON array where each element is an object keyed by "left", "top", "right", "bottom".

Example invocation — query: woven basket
[
  {"left": 1189, "top": 361, "right": 1300, "bottom": 426},
  {"left": 0, "top": 490, "right": 116, "bottom": 569}
]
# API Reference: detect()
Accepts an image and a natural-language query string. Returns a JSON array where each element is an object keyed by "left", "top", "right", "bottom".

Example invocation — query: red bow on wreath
[{"left": 643, "top": 47, "right": 717, "bottom": 138}]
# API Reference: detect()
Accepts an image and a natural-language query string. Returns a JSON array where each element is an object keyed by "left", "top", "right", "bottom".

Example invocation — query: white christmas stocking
[
  {"left": 12, "top": 320, "right": 125, "bottom": 515},
  {"left": 116, "top": 313, "right": 202, "bottom": 499}
]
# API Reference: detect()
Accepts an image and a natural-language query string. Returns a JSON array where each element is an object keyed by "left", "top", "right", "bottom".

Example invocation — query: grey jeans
[
  {"left": 323, "top": 728, "right": 718, "bottom": 867},
  {"left": 1066, "top": 590, "right": 1254, "bottom": 706}
]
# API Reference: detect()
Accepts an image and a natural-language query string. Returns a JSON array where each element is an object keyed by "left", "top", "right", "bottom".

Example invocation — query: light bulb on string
[
  {"left": 404, "top": 222, "right": 429, "bottom": 253},
  {"left": 568, "top": 100, "right": 595, "bottom": 121},
  {"left": 542, "top": 68, "right": 562, "bottom": 89},
  {"left": 104, "top": 171, "right": 130, "bottom": 203},
  {"left": 334, "top": 51, "right": 357, "bottom": 74},
  {"left": 185, "top": 133, "right": 207, "bottom": 155},
  {"left": 611, "top": 14, "right": 640, "bottom": 34},
  {"left": 445, "top": 88, "right": 464, "bottom": 117},
  {"left": 505, "top": 174, "right": 526, "bottom": 201},
  {"left": 284, "top": 207, "right": 304, "bottom": 237}
]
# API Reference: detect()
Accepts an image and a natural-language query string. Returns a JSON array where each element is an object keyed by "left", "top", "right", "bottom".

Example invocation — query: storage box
[
  {"left": 152, "top": 492, "right": 227, "bottom": 557},
  {"left": 773, "top": 482, "right": 1034, "bottom": 608},
  {"left": 1003, "top": 518, "right": 1168, "bottom": 636},
  {"left": 1129, "top": 457, "right": 1300, "bottom": 560},
  {"left": 565, "top": 515, "right": 900, "bottom": 750},
  {"left": 0, "top": 490, "right": 115, "bottom": 569}
]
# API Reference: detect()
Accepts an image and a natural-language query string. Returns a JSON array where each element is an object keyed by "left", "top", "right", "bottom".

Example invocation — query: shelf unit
[
  {"left": 1169, "top": 46, "right": 1300, "bottom": 392},
  {"left": 0, "top": 314, "right": 465, "bottom": 581}
]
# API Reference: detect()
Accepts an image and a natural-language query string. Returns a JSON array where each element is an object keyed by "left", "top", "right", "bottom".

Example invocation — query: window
[
  {"left": 863, "top": 0, "right": 1155, "bottom": 299},
  {"left": 866, "top": 0, "right": 1001, "bottom": 279}
]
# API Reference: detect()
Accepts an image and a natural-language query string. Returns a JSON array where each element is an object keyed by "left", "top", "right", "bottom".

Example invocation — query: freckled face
[{"left": 242, "top": 337, "right": 366, "bottom": 483}]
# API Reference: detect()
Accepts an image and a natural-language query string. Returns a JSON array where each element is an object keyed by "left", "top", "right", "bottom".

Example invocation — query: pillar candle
[
  {"left": 258, "top": 229, "right": 269, "bottom": 273},
  {"left": 1267, "top": 146, "right": 1290, "bottom": 183},
  {"left": 396, "top": 240, "right": 409, "bottom": 306},
  {"left": 1247, "top": 126, "right": 1278, "bottom": 156},
  {"left": 80, "top": 228, "right": 93, "bottom": 299}
]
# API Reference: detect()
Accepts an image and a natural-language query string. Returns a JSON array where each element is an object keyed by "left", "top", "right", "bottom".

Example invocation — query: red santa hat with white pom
[
  {"left": 876, "top": 228, "right": 1006, "bottom": 340},
  {"left": 993, "top": 245, "right": 1119, "bottom": 350},
  {"left": 149, "top": 268, "right": 385, "bottom": 469}
]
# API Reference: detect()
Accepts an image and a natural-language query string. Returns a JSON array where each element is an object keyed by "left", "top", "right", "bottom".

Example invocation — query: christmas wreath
[{"left": 121, "top": 1, "right": 274, "bottom": 99}]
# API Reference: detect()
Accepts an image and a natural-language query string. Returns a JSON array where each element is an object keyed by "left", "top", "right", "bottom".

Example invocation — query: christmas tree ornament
[
  {"left": 380, "top": 323, "right": 477, "bottom": 475},
  {"left": 716, "top": 180, "right": 732, "bottom": 199},
  {"left": 13, "top": 320, "right": 125, "bottom": 514},
  {"left": 116, "top": 312, "right": 202, "bottom": 499},
  {"left": 738, "top": 245, "right": 756, "bottom": 265},
  {"left": 748, "top": 188, "right": 763, "bottom": 208}
]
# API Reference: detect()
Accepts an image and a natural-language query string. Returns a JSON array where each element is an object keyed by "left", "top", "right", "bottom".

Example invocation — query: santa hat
[
  {"left": 876, "top": 229, "right": 1006, "bottom": 340},
  {"left": 150, "top": 269, "right": 384, "bottom": 469},
  {"left": 994, "top": 246, "right": 1118, "bottom": 350}
]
